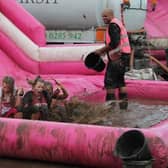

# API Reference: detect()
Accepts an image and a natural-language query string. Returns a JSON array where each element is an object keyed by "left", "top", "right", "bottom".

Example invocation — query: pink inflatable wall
[
  {"left": 39, "top": 61, "right": 105, "bottom": 75},
  {"left": 0, "top": 1, "right": 168, "bottom": 167},
  {"left": 0, "top": 118, "right": 167, "bottom": 168},
  {"left": 126, "top": 79, "right": 168, "bottom": 100},
  {"left": 145, "top": 0, "right": 168, "bottom": 38},
  {"left": 0, "top": 0, "right": 46, "bottom": 46},
  {"left": 0, "top": 30, "right": 39, "bottom": 74}
]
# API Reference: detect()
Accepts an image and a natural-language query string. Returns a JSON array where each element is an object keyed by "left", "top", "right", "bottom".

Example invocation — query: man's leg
[
  {"left": 105, "top": 88, "right": 116, "bottom": 111},
  {"left": 104, "top": 61, "right": 117, "bottom": 109},
  {"left": 119, "top": 87, "right": 128, "bottom": 111},
  {"left": 118, "top": 55, "right": 129, "bottom": 111},
  {"left": 106, "top": 89, "right": 115, "bottom": 101}
]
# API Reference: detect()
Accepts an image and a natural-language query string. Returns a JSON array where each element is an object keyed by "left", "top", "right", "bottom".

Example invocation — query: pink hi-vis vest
[{"left": 106, "top": 18, "right": 131, "bottom": 54}]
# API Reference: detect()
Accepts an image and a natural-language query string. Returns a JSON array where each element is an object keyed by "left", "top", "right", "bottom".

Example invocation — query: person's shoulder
[
  {"left": 108, "top": 23, "right": 121, "bottom": 35},
  {"left": 109, "top": 22, "right": 120, "bottom": 29},
  {"left": 24, "top": 90, "right": 33, "bottom": 97}
]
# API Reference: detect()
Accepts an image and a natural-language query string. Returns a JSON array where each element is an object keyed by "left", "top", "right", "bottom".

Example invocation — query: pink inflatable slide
[{"left": 0, "top": 0, "right": 168, "bottom": 168}]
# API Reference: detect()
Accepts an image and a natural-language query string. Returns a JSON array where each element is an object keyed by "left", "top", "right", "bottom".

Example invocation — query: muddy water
[
  {"left": 48, "top": 95, "right": 168, "bottom": 128},
  {"left": 99, "top": 99, "right": 168, "bottom": 128},
  {"left": 79, "top": 91, "right": 168, "bottom": 128}
]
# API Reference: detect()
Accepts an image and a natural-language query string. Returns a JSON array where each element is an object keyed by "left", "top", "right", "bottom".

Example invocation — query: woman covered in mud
[
  {"left": 0, "top": 76, "right": 23, "bottom": 118},
  {"left": 44, "top": 80, "right": 114, "bottom": 124},
  {"left": 21, "top": 76, "right": 50, "bottom": 120},
  {"left": 44, "top": 80, "right": 69, "bottom": 122}
]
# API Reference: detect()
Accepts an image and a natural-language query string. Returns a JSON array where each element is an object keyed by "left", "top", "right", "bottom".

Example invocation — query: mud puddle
[
  {"left": 101, "top": 99, "right": 168, "bottom": 128},
  {"left": 48, "top": 95, "right": 168, "bottom": 129}
]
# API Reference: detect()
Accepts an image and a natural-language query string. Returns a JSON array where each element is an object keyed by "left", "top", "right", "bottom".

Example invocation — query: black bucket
[
  {"left": 114, "top": 130, "right": 152, "bottom": 161},
  {"left": 123, "top": 160, "right": 153, "bottom": 168},
  {"left": 84, "top": 52, "right": 105, "bottom": 72}
]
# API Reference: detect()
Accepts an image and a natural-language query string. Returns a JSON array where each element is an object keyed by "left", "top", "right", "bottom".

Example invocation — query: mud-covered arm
[
  {"left": 52, "top": 80, "right": 69, "bottom": 100},
  {"left": 57, "top": 86, "right": 69, "bottom": 100}
]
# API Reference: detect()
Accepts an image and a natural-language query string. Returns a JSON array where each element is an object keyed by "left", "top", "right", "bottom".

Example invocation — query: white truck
[{"left": 17, "top": 0, "right": 147, "bottom": 43}]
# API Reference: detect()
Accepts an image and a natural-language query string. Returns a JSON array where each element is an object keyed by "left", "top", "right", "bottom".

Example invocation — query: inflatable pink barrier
[
  {"left": 145, "top": 0, "right": 168, "bottom": 38},
  {"left": 0, "top": 118, "right": 167, "bottom": 168},
  {"left": 0, "top": 0, "right": 46, "bottom": 46},
  {"left": 0, "top": 32, "right": 105, "bottom": 75},
  {"left": 0, "top": 28, "right": 168, "bottom": 101},
  {"left": 0, "top": 30, "right": 39, "bottom": 74},
  {"left": 127, "top": 79, "right": 168, "bottom": 100},
  {"left": 82, "top": 79, "right": 168, "bottom": 102},
  {"left": 39, "top": 61, "right": 105, "bottom": 75}
]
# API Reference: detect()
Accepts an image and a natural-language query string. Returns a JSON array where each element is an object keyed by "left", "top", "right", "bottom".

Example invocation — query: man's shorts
[{"left": 104, "top": 58, "right": 126, "bottom": 89}]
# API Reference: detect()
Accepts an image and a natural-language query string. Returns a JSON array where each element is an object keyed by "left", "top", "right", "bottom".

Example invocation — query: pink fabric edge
[{"left": 0, "top": 0, "right": 46, "bottom": 46}]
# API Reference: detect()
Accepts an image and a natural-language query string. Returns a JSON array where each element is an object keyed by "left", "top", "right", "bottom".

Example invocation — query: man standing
[{"left": 95, "top": 8, "right": 131, "bottom": 111}]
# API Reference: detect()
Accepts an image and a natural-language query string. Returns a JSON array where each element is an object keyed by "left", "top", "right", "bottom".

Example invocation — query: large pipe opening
[{"left": 114, "top": 130, "right": 153, "bottom": 167}]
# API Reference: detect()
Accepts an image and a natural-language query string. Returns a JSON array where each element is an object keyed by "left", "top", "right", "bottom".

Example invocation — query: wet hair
[
  {"left": 44, "top": 81, "right": 53, "bottom": 90},
  {"left": 44, "top": 81, "right": 54, "bottom": 97},
  {"left": 27, "top": 76, "right": 45, "bottom": 87},
  {"left": 33, "top": 77, "right": 44, "bottom": 87},
  {"left": 1, "top": 76, "right": 15, "bottom": 106},
  {"left": 2, "top": 76, "right": 15, "bottom": 93}
]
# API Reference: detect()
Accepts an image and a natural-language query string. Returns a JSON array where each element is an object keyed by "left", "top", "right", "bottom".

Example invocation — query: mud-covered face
[
  {"left": 2, "top": 82, "right": 11, "bottom": 93},
  {"left": 33, "top": 81, "right": 44, "bottom": 94},
  {"left": 45, "top": 85, "right": 53, "bottom": 95}
]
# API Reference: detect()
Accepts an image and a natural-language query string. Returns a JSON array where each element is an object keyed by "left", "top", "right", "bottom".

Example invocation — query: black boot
[
  {"left": 105, "top": 93, "right": 116, "bottom": 111},
  {"left": 119, "top": 92, "right": 128, "bottom": 111}
]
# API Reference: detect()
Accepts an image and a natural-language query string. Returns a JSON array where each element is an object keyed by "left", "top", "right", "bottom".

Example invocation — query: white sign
[{"left": 46, "top": 30, "right": 96, "bottom": 43}]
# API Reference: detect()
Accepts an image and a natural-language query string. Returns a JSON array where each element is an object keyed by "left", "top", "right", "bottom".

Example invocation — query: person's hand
[
  {"left": 16, "top": 88, "right": 24, "bottom": 96},
  {"left": 94, "top": 49, "right": 102, "bottom": 56},
  {"left": 52, "top": 79, "right": 63, "bottom": 88},
  {"left": 55, "top": 81, "right": 65, "bottom": 90},
  {"left": 52, "top": 88, "right": 60, "bottom": 98}
]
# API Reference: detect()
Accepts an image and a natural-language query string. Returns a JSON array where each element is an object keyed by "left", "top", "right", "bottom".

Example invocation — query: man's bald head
[
  {"left": 101, "top": 8, "right": 114, "bottom": 24},
  {"left": 102, "top": 8, "right": 114, "bottom": 17}
]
